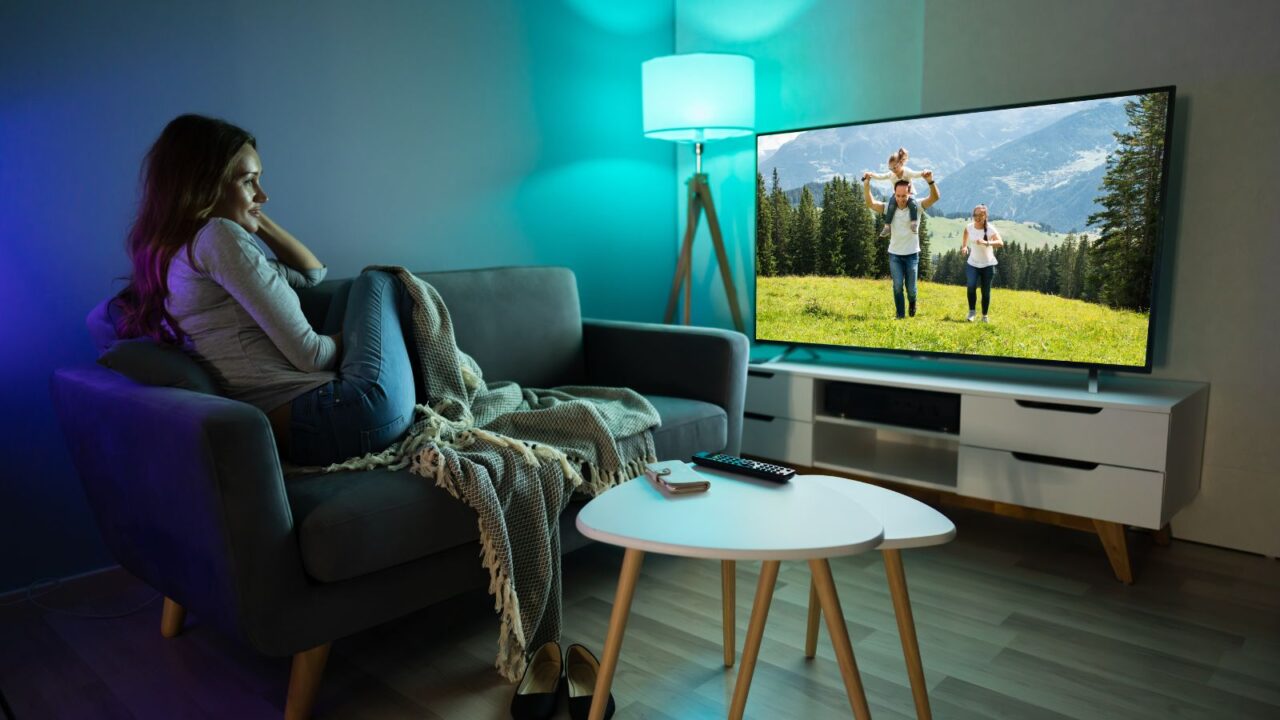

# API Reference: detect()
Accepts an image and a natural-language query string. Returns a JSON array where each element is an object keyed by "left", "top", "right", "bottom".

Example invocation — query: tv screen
[{"left": 754, "top": 87, "right": 1174, "bottom": 371}]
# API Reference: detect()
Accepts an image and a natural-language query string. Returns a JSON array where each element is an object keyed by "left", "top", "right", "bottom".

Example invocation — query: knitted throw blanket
[{"left": 321, "top": 267, "right": 659, "bottom": 681}]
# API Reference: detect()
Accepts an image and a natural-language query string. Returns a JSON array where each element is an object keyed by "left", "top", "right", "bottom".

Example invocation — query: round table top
[
  {"left": 802, "top": 475, "right": 956, "bottom": 550},
  {"left": 575, "top": 467, "right": 884, "bottom": 561}
]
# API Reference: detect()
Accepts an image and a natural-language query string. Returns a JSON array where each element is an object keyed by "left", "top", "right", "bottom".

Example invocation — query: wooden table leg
[
  {"left": 883, "top": 549, "right": 931, "bottom": 720},
  {"left": 728, "top": 560, "right": 781, "bottom": 720},
  {"left": 1153, "top": 523, "right": 1172, "bottom": 547},
  {"left": 160, "top": 597, "right": 186, "bottom": 638},
  {"left": 285, "top": 642, "right": 331, "bottom": 720},
  {"left": 722, "top": 559, "right": 736, "bottom": 667},
  {"left": 1093, "top": 519, "right": 1134, "bottom": 584},
  {"left": 804, "top": 577, "right": 820, "bottom": 659},
  {"left": 810, "top": 558, "right": 872, "bottom": 720},
  {"left": 590, "top": 548, "right": 645, "bottom": 720}
]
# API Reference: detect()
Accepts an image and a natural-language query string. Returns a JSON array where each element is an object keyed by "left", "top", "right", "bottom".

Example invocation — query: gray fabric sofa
[{"left": 50, "top": 265, "right": 748, "bottom": 718}]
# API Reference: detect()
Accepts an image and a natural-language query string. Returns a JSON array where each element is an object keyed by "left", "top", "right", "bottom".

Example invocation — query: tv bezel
[{"left": 753, "top": 85, "right": 1177, "bottom": 374}]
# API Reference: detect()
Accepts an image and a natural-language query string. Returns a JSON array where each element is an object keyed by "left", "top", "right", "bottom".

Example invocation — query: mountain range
[{"left": 761, "top": 98, "right": 1132, "bottom": 232}]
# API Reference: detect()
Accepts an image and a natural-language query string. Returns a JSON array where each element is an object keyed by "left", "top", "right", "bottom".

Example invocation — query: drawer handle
[
  {"left": 1011, "top": 451, "right": 1099, "bottom": 471},
  {"left": 1014, "top": 399, "right": 1102, "bottom": 414},
  {"left": 744, "top": 412, "right": 775, "bottom": 422},
  {"left": 748, "top": 370, "right": 776, "bottom": 379}
]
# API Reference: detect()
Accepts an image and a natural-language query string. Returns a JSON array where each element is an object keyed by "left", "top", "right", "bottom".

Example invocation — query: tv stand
[
  {"left": 761, "top": 345, "right": 821, "bottom": 363},
  {"left": 741, "top": 360, "right": 1208, "bottom": 583}
]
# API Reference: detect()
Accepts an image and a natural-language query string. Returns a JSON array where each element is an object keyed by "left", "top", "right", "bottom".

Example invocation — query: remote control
[{"left": 691, "top": 451, "right": 795, "bottom": 483}]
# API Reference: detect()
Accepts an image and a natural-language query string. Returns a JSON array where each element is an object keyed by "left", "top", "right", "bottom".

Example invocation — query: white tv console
[{"left": 741, "top": 359, "right": 1209, "bottom": 583}]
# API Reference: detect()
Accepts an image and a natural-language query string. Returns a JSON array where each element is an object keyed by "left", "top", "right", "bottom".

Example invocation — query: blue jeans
[
  {"left": 289, "top": 271, "right": 416, "bottom": 465},
  {"left": 888, "top": 252, "right": 919, "bottom": 318},
  {"left": 966, "top": 264, "right": 995, "bottom": 314}
]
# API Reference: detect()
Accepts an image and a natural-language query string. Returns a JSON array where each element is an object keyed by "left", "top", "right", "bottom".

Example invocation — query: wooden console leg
[
  {"left": 1153, "top": 523, "right": 1172, "bottom": 547},
  {"left": 883, "top": 549, "right": 932, "bottom": 720},
  {"left": 1093, "top": 519, "right": 1134, "bottom": 584},
  {"left": 160, "top": 597, "right": 186, "bottom": 638},
  {"left": 804, "top": 577, "right": 820, "bottom": 659},
  {"left": 285, "top": 642, "right": 332, "bottom": 720},
  {"left": 722, "top": 560, "right": 736, "bottom": 667}
]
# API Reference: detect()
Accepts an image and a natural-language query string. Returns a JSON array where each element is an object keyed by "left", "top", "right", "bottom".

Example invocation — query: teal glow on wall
[
  {"left": 673, "top": 0, "right": 925, "bottom": 352},
  {"left": 0, "top": 0, "right": 674, "bottom": 593}
]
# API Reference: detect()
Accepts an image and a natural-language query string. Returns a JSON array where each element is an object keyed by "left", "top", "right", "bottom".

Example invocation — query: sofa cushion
[
  {"left": 288, "top": 393, "right": 726, "bottom": 582},
  {"left": 296, "top": 267, "right": 587, "bottom": 389},
  {"left": 647, "top": 395, "right": 727, "bottom": 462},
  {"left": 287, "top": 467, "right": 481, "bottom": 583},
  {"left": 97, "top": 337, "right": 219, "bottom": 395}
]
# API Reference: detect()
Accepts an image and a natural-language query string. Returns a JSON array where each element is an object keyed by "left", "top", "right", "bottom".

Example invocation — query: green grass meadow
[
  {"left": 757, "top": 276, "right": 1150, "bottom": 366},
  {"left": 927, "top": 216, "right": 1085, "bottom": 252}
]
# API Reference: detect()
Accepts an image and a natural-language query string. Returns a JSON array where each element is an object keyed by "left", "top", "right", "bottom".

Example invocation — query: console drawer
[
  {"left": 957, "top": 446, "right": 1164, "bottom": 528},
  {"left": 961, "top": 395, "right": 1168, "bottom": 471},
  {"left": 746, "top": 369, "right": 814, "bottom": 421},
  {"left": 742, "top": 415, "right": 813, "bottom": 466}
]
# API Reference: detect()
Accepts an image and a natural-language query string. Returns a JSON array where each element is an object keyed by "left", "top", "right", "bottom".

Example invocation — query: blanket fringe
[{"left": 289, "top": 267, "right": 660, "bottom": 684}]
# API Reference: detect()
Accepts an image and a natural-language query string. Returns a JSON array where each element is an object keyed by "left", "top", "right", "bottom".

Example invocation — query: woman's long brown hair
[{"left": 116, "top": 115, "right": 255, "bottom": 343}]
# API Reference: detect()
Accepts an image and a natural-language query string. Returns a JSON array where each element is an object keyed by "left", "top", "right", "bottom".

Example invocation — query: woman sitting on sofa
[{"left": 116, "top": 114, "right": 416, "bottom": 466}]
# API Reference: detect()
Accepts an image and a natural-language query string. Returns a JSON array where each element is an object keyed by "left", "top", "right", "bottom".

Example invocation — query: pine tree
[
  {"left": 793, "top": 186, "right": 820, "bottom": 275},
  {"left": 769, "top": 169, "right": 792, "bottom": 275},
  {"left": 1059, "top": 234, "right": 1078, "bottom": 298},
  {"left": 1077, "top": 236, "right": 1097, "bottom": 301},
  {"left": 816, "top": 177, "right": 848, "bottom": 276},
  {"left": 845, "top": 181, "right": 877, "bottom": 278},
  {"left": 917, "top": 211, "right": 932, "bottom": 280},
  {"left": 1086, "top": 92, "right": 1168, "bottom": 310},
  {"left": 755, "top": 172, "right": 776, "bottom": 277}
]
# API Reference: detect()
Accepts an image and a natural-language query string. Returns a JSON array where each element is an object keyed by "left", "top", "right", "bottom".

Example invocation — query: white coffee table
[
  {"left": 576, "top": 468, "right": 885, "bottom": 720},
  {"left": 798, "top": 475, "right": 956, "bottom": 720}
]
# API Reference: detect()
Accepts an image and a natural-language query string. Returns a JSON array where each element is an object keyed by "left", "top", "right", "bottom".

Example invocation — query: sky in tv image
[{"left": 754, "top": 91, "right": 1171, "bottom": 368}]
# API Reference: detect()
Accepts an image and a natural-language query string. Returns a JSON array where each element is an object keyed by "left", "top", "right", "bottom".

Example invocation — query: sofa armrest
[
  {"left": 50, "top": 366, "right": 306, "bottom": 649},
  {"left": 582, "top": 320, "right": 749, "bottom": 455}
]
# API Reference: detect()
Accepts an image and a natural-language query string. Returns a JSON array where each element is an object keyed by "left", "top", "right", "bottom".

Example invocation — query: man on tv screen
[{"left": 862, "top": 171, "right": 939, "bottom": 320}]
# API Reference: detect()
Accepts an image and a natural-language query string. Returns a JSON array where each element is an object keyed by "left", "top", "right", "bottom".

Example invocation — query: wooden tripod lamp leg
[
  {"left": 664, "top": 181, "right": 702, "bottom": 325},
  {"left": 695, "top": 175, "right": 746, "bottom": 333}
]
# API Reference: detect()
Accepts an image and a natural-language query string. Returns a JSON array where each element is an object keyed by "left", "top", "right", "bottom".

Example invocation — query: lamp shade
[{"left": 642, "top": 53, "right": 755, "bottom": 143}]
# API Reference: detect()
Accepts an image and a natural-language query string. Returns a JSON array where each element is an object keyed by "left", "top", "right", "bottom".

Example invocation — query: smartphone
[{"left": 645, "top": 464, "right": 710, "bottom": 495}]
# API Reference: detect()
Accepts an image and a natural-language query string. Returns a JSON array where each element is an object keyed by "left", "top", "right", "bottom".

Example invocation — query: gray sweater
[{"left": 166, "top": 218, "right": 336, "bottom": 412}]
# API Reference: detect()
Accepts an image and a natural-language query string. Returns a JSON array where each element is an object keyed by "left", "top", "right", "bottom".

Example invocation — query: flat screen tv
[{"left": 754, "top": 86, "right": 1175, "bottom": 372}]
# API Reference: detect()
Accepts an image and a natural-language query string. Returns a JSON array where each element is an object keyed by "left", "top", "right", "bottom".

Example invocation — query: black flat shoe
[
  {"left": 511, "top": 641, "right": 563, "bottom": 720},
  {"left": 565, "top": 644, "right": 614, "bottom": 720}
]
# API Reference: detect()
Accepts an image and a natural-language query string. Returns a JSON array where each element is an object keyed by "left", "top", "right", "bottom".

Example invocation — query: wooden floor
[{"left": 2, "top": 508, "right": 1279, "bottom": 719}]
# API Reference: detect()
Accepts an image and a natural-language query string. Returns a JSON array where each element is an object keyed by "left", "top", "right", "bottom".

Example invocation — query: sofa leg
[
  {"left": 160, "top": 597, "right": 186, "bottom": 638},
  {"left": 285, "top": 642, "right": 332, "bottom": 720}
]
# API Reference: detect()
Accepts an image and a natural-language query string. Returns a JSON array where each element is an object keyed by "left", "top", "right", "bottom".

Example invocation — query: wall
[
  {"left": 0, "top": 0, "right": 676, "bottom": 592},
  {"left": 919, "top": 0, "right": 1280, "bottom": 556},
  {"left": 675, "top": 0, "right": 1280, "bottom": 556},
  {"left": 674, "top": 0, "right": 925, "bottom": 331}
]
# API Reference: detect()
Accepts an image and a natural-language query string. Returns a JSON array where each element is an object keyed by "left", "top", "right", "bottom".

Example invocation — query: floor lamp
[{"left": 642, "top": 53, "right": 755, "bottom": 333}]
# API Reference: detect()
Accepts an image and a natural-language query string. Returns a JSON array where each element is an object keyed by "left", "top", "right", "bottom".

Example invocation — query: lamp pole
[{"left": 663, "top": 143, "right": 746, "bottom": 333}]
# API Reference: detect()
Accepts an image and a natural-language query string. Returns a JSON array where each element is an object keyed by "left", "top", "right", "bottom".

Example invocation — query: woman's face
[
  {"left": 973, "top": 206, "right": 988, "bottom": 225},
  {"left": 211, "top": 143, "right": 268, "bottom": 233}
]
